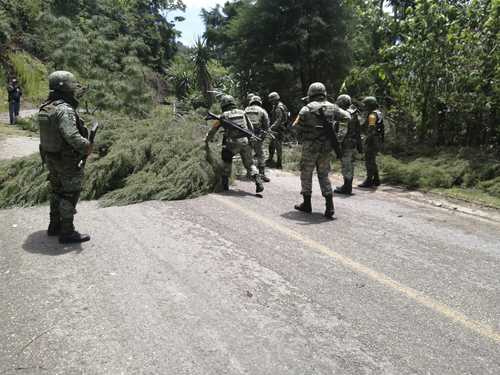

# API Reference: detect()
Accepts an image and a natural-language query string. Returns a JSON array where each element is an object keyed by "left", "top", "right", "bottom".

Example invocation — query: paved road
[{"left": 1, "top": 172, "right": 499, "bottom": 374}]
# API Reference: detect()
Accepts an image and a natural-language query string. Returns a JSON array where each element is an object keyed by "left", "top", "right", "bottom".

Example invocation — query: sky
[{"left": 168, "top": 0, "right": 221, "bottom": 46}]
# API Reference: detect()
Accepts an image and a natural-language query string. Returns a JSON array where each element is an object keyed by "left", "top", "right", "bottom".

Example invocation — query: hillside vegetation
[{"left": 0, "top": 0, "right": 498, "bottom": 208}]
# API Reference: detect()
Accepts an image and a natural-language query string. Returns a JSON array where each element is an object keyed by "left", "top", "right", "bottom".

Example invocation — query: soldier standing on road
[
  {"left": 7, "top": 78, "right": 22, "bottom": 125},
  {"left": 245, "top": 95, "right": 271, "bottom": 182},
  {"left": 358, "top": 96, "right": 384, "bottom": 188},
  {"left": 292, "top": 82, "right": 351, "bottom": 219},
  {"left": 38, "top": 71, "right": 92, "bottom": 244},
  {"left": 205, "top": 95, "right": 264, "bottom": 194},
  {"left": 266, "top": 91, "right": 288, "bottom": 169},
  {"left": 334, "top": 94, "right": 363, "bottom": 195}
]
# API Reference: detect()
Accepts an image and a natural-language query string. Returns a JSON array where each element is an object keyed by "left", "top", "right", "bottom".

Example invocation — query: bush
[
  {"left": 8, "top": 51, "right": 48, "bottom": 105},
  {"left": 0, "top": 109, "right": 223, "bottom": 208}
]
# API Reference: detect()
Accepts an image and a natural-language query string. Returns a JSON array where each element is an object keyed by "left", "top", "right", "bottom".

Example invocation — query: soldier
[
  {"left": 245, "top": 95, "right": 271, "bottom": 182},
  {"left": 292, "top": 82, "right": 351, "bottom": 219},
  {"left": 7, "top": 78, "right": 22, "bottom": 125},
  {"left": 358, "top": 96, "right": 384, "bottom": 188},
  {"left": 246, "top": 93, "right": 256, "bottom": 106},
  {"left": 334, "top": 94, "right": 363, "bottom": 195},
  {"left": 205, "top": 95, "right": 264, "bottom": 194},
  {"left": 266, "top": 91, "right": 288, "bottom": 169},
  {"left": 38, "top": 71, "right": 92, "bottom": 244}
]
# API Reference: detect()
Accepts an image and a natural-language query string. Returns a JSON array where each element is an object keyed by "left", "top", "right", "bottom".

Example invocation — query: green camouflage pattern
[
  {"left": 39, "top": 99, "right": 89, "bottom": 223},
  {"left": 222, "top": 141, "right": 259, "bottom": 178},
  {"left": 245, "top": 104, "right": 269, "bottom": 168},
  {"left": 299, "top": 141, "right": 333, "bottom": 196}
]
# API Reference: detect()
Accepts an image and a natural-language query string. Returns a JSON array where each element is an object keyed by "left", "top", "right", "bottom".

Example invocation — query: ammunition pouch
[{"left": 221, "top": 147, "right": 234, "bottom": 163}]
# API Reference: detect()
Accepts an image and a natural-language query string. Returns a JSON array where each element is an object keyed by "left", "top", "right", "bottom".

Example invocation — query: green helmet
[
  {"left": 362, "top": 96, "right": 378, "bottom": 111},
  {"left": 49, "top": 71, "right": 78, "bottom": 94},
  {"left": 336, "top": 94, "right": 352, "bottom": 110},
  {"left": 249, "top": 95, "right": 262, "bottom": 106},
  {"left": 307, "top": 82, "right": 326, "bottom": 99},
  {"left": 268, "top": 92, "right": 280, "bottom": 102},
  {"left": 220, "top": 95, "right": 236, "bottom": 111}
]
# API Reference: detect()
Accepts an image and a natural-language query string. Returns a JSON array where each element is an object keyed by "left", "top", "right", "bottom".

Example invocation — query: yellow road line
[{"left": 212, "top": 195, "right": 500, "bottom": 343}]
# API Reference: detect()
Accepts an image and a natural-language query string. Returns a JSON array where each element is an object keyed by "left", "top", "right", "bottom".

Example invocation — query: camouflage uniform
[
  {"left": 293, "top": 83, "right": 351, "bottom": 218},
  {"left": 205, "top": 95, "right": 263, "bottom": 193},
  {"left": 267, "top": 92, "right": 288, "bottom": 169},
  {"left": 334, "top": 95, "right": 363, "bottom": 195},
  {"left": 39, "top": 71, "right": 91, "bottom": 243},
  {"left": 359, "top": 97, "right": 384, "bottom": 188},
  {"left": 245, "top": 96, "right": 271, "bottom": 181}
]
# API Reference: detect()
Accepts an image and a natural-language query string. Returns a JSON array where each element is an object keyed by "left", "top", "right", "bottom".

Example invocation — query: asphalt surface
[{"left": 1, "top": 171, "right": 499, "bottom": 374}]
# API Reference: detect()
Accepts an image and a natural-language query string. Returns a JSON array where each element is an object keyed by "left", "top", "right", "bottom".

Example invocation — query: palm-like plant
[{"left": 192, "top": 37, "right": 213, "bottom": 108}]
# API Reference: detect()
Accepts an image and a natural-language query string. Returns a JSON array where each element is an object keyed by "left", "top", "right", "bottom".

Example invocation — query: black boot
[
  {"left": 334, "top": 177, "right": 353, "bottom": 195},
  {"left": 254, "top": 175, "right": 264, "bottom": 193},
  {"left": 294, "top": 194, "right": 312, "bottom": 213},
  {"left": 59, "top": 220, "right": 90, "bottom": 244},
  {"left": 259, "top": 167, "right": 271, "bottom": 183},
  {"left": 324, "top": 194, "right": 335, "bottom": 219},
  {"left": 373, "top": 172, "right": 381, "bottom": 186},
  {"left": 358, "top": 177, "right": 374, "bottom": 188},
  {"left": 47, "top": 220, "right": 61, "bottom": 236},
  {"left": 222, "top": 176, "right": 229, "bottom": 191},
  {"left": 276, "top": 157, "right": 283, "bottom": 170}
]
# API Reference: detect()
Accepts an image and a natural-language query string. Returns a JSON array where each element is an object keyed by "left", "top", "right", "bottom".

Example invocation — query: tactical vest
[
  {"left": 271, "top": 102, "right": 289, "bottom": 127},
  {"left": 245, "top": 105, "right": 266, "bottom": 131},
  {"left": 38, "top": 100, "right": 65, "bottom": 153},
  {"left": 222, "top": 109, "right": 249, "bottom": 141},
  {"left": 300, "top": 100, "right": 338, "bottom": 142},
  {"left": 337, "top": 106, "right": 359, "bottom": 144}
]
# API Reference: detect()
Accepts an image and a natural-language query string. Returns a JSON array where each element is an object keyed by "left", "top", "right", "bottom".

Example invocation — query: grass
[
  {"left": 8, "top": 51, "right": 48, "bottom": 106},
  {"left": 280, "top": 146, "right": 500, "bottom": 208},
  {"left": 0, "top": 107, "right": 224, "bottom": 208}
]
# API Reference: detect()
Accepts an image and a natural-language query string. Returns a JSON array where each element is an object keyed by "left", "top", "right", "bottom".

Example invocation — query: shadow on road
[
  {"left": 281, "top": 210, "right": 333, "bottom": 225},
  {"left": 22, "top": 230, "right": 83, "bottom": 256},
  {"left": 218, "top": 189, "right": 258, "bottom": 198}
]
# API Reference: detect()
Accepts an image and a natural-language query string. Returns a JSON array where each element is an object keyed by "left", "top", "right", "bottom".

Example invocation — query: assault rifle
[
  {"left": 206, "top": 112, "right": 262, "bottom": 142},
  {"left": 79, "top": 120, "right": 100, "bottom": 169},
  {"left": 318, "top": 107, "right": 343, "bottom": 159}
]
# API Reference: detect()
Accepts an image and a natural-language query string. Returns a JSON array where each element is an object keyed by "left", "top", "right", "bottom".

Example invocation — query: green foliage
[
  {"left": 380, "top": 151, "right": 500, "bottom": 196},
  {"left": 0, "top": 109, "right": 222, "bottom": 208},
  {"left": 202, "top": 0, "right": 351, "bottom": 102},
  {"left": 8, "top": 52, "right": 48, "bottom": 104}
]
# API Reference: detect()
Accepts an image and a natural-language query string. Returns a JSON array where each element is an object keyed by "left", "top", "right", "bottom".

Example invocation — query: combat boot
[
  {"left": 373, "top": 172, "right": 381, "bottom": 186},
  {"left": 59, "top": 220, "right": 90, "bottom": 244},
  {"left": 259, "top": 167, "right": 271, "bottom": 183},
  {"left": 294, "top": 194, "right": 312, "bottom": 213},
  {"left": 334, "top": 177, "right": 353, "bottom": 195},
  {"left": 221, "top": 176, "right": 230, "bottom": 191},
  {"left": 358, "top": 177, "right": 374, "bottom": 188},
  {"left": 47, "top": 221, "right": 61, "bottom": 236},
  {"left": 276, "top": 158, "right": 283, "bottom": 170},
  {"left": 324, "top": 194, "right": 335, "bottom": 219},
  {"left": 254, "top": 175, "right": 264, "bottom": 193}
]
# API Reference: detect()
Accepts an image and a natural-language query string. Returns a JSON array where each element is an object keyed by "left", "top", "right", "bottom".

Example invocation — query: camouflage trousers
[
  {"left": 251, "top": 139, "right": 266, "bottom": 168},
  {"left": 300, "top": 140, "right": 333, "bottom": 196},
  {"left": 365, "top": 136, "right": 380, "bottom": 178},
  {"left": 222, "top": 140, "right": 259, "bottom": 177},
  {"left": 46, "top": 155, "right": 84, "bottom": 223},
  {"left": 268, "top": 130, "right": 284, "bottom": 163},
  {"left": 340, "top": 147, "right": 356, "bottom": 180}
]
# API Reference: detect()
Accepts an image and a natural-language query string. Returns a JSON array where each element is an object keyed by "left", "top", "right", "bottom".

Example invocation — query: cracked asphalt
[{"left": 1, "top": 171, "right": 499, "bottom": 374}]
